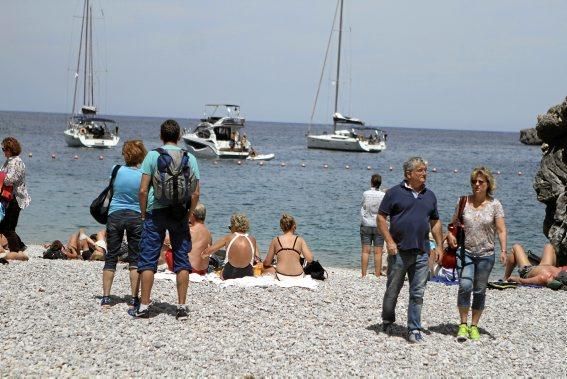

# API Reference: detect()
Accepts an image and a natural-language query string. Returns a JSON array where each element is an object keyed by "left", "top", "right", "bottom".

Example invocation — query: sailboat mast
[
  {"left": 83, "top": 0, "right": 90, "bottom": 107},
  {"left": 71, "top": 0, "right": 87, "bottom": 116},
  {"left": 333, "top": 0, "right": 344, "bottom": 132},
  {"left": 89, "top": 1, "right": 94, "bottom": 107}
]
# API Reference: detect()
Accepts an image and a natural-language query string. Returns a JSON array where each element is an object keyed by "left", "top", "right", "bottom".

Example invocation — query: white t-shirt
[{"left": 360, "top": 188, "right": 385, "bottom": 227}]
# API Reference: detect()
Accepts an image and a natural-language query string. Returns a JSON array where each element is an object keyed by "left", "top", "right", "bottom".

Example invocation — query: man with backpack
[{"left": 133, "top": 119, "right": 200, "bottom": 320}]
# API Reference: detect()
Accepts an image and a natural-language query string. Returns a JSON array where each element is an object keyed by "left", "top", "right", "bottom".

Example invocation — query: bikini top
[
  {"left": 275, "top": 236, "right": 302, "bottom": 256},
  {"left": 225, "top": 232, "right": 255, "bottom": 265}
]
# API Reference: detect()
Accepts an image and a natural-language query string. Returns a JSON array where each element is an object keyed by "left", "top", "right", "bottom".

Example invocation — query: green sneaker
[
  {"left": 456, "top": 324, "right": 469, "bottom": 342},
  {"left": 469, "top": 325, "right": 480, "bottom": 341}
]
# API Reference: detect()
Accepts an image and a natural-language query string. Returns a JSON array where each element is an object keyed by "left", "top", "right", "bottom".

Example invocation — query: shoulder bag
[
  {"left": 90, "top": 165, "right": 121, "bottom": 224},
  {"left": 442, "top": 196, "right": 467, "bottom": 269}
]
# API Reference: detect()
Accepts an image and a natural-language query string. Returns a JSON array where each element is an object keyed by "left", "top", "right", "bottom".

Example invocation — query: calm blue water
[{"left": 0, "top": 111, "right": 547, "bottom": 277}]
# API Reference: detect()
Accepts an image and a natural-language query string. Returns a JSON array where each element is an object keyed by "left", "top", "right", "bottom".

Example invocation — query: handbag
[
  {"left": 304, "top": 260, "right": 328, "bottom": 280},
  {"left": 90, "top": 165, "right": 121, "bottom": 224},
  {"left": 442, "top": 196, "right": 467, "bottom": 269},
  {"left": 0, "top": 172, "right": 14, "bottom": 202}
]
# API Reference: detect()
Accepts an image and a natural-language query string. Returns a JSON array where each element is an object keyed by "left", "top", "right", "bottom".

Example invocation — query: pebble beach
[{"left": 1, "top": 246, "right": 566, "bottom": 377}]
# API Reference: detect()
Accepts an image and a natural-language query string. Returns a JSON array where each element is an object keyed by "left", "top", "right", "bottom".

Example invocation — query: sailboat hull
[{"left": 307, "top": 133, "right": 385, "bottom": 153}]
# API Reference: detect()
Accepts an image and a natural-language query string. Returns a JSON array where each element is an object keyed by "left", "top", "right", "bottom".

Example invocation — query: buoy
[
  {"left": 301, "top": 163, "right": 306, "bottom": 168},
  {"left": 453, "top": 169, "right": 458, "bottom": 173},
  {"left": 518, "top": 171, "right": 523, "bottom": 176},
  {"left": 259, "top": 161, "right": 264, "bottom": 166},
  {"left": 345, "top": 165, "right": 350, "bottom": 169},
  {"left": 51, "top": 154, "right": 56, "bottom": 159},
  {"left": 28, "top": 152, "right": 33, "bottom": 158},
  {"left": 496, "top": 170, "right": 501, "bottom": 175},
  {"left": 73, "top": 155, "right": 79, "bottom": 160},
  {"left": 99, "top": 155, "right": 104, "bottom": 160},
  {"left": 389, "top": 166, "right": 393, "bottom": 171},
  {"left": 237, "top": 160, "right": 242, "bottom": 165},
  {"left": 281, "top": 162, "right": 286, "bottom": 167},
  {"left": 213, "top": 161, "right": 218, "bottom": 165},
  {"left": 432, "top": 167, "right": 437, "bottom": 173},
  {"left": 367, "top": 166, "right": 371, "bottom": 170},
  {"left": 323, "top": 164, "right": 328, "bottom": 169}
]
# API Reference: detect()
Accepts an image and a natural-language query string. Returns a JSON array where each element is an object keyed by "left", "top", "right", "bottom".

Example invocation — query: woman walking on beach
[
  {"left": 101, "top": 140, "right": 147, "bottom": 309},
  {"left": 0, "top": 137, "right": 30, "bottom": 261},
  {"left": 263, "top": 213, "right": 314, "bottom": 281},
  {"left": 447, "top": 166, "right": 507, "bottom": 342}
]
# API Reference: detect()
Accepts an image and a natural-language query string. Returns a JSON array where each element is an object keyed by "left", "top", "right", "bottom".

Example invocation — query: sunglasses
[
  {"left": 1, "top": 148, "right": 6, "bottom": 152},
  {"left": 471, "top": 179, "right": 486, "bottom": 185}
]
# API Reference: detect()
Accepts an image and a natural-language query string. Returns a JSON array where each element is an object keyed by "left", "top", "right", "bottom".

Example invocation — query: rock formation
[
  {"left": 533, "top": 97, "right": 567, "bottom": 265},
  {"left": 519, "top": 128, "right": 542, "bottom": 145}
]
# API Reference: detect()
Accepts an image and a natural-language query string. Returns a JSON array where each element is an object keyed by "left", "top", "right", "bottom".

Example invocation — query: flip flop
[{"left": 488, "top": 280, "right": 518, "bottom": 290}]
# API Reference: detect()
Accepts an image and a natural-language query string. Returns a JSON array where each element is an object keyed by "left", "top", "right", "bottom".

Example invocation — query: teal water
[{"left": 0, "top": 111, "right": 546, "bottom": 277}]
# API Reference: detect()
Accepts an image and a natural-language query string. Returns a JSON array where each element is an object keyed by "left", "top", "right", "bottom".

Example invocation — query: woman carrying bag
[
  {"left": 0, "top": 137, "right": 30, "bottom": 261},
  {"left": 447, "top": 166, "right": 507, "bottom": 342}
]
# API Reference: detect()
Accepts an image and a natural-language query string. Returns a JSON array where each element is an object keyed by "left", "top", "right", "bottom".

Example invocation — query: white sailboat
[
  {"left": 307, "top": 0, "right": 386, "bottom": 153},
  {"left": 64, "top": 0, "right": 119, "bottom": 148}
]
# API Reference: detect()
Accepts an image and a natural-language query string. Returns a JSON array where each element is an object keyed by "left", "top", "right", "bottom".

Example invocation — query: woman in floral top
[
  {"left": 0, "top": 137, "right": 31, "bottom": 261},
  {"left": 446, "top": 166, "right": 507, "bottom": 342}
]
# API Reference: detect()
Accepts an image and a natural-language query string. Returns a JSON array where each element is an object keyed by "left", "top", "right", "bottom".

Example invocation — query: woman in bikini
[
  {"left": 263, "top": 213, "right": 314, "bottom": 281},
  {"left": 202, "top": 213, "right": 259, "bottom": 280}
]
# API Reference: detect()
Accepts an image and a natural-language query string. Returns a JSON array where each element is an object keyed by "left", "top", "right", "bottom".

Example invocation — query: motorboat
[
  {"left": 64, "top": 0, "right": 119, "bottom": 148},
  {"left": 182, "top": 104, "right": 251, "bottom": 159},
  {"left": 306, "top": 0, "right": 387, "bottom": 153}
]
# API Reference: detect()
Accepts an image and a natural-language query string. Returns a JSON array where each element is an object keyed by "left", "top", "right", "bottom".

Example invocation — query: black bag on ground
[
  {"left": 304, "top": 260, "right": 328, "bottom": 280},
  {"left": 90, "top": 165, "right": 121, "bottom": 224},
  {"left": 43, "top": 240, "right": 67, "bottom": 260}
]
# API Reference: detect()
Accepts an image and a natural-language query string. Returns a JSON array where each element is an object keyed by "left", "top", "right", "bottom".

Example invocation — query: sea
[{"left": 0, "top": 111, "right": 547, "bottom": 278}]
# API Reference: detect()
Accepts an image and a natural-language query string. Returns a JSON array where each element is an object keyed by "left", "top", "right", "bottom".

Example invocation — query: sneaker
[
  {"left": 129, "top": 307, "right": 150, "bottom": 319},
  {"left": 0, "top": 258, "right": 8, "bottom": 265},
  {"left": 129, "top": 296, "right": 140, "bottom": 310},
  {"left": 176, "top": 306, "right": 188, "bottom": 321},
  {"left": 382, "top": 322, "right": 393, "bottom": 335},
  {"left": 100, "top": 296, "right": 111, "bottom": 308},
  {"left": 456, "top": 324, "right": 469, "bottom": 342},
  {"left": 469, "top": 325, "right": 480, "bottom": 341},
  {"left": 408, "top": 330, "right": 424, "bottom": 344}
]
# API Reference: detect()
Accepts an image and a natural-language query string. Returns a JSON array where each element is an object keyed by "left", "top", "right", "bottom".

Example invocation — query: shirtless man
[
  {"left": 504, "top": 243, "right": 567, "bottom": 286},
  {"left": 188, "top": 203, "right": 212, "bottom": 275}
]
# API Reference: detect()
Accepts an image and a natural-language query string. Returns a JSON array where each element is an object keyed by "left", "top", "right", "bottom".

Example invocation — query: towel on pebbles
[{"left": 154, "top": 271, "right": 319, "bottom": 290}]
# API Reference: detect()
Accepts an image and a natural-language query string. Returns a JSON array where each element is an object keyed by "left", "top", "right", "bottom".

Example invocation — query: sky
[{"left": 2, "top": 0, "right": 567, "bottom": 131}]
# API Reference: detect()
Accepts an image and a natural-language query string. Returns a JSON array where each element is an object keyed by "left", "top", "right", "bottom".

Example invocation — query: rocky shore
[{"left": 1, "top": 246, "right": 566, "bottom": 377}]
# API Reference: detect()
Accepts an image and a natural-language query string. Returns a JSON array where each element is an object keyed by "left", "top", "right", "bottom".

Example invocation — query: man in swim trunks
[
  {"left": 504, "top": 243, "right": 567, "bottom": 286},
  {"left": 188, "top": 203, "right": 212, "bottom": 275}
]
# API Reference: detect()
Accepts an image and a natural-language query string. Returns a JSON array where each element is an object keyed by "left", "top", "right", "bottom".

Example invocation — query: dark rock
[
  {"left": 519, "top": 128, "right": 542, "bottom": 145},
  {"left": 533, "top": 97, "right": 567, "bottom": 265}
]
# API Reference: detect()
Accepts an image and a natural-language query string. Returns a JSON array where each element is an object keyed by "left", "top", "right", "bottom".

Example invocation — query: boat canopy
[{"left": 71, "top": 116, "right": 117, "bottom": 124}]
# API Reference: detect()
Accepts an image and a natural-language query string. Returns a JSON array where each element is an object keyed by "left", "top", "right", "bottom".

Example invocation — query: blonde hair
[
  {"left": 279, "top": 213, "right": 296, "bottom": 232},
  {"left": 470, "top": 166, "right": 496, "bottom": 196},
  {"left": 230, "top": 213, "right": 250, "bottom": 233}
]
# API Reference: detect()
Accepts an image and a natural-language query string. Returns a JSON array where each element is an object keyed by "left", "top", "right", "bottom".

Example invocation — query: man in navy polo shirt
[{"left": 377, "top": 156, "right": 443, "bottom": 343}]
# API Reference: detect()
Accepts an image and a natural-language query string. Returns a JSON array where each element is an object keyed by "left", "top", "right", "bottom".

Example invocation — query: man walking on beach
[
  {"left": 133, "top": 119, "right": 200, "bottom": 320},
  {"left": 377, "top": 156, "right": 443, "bottom": 343}
]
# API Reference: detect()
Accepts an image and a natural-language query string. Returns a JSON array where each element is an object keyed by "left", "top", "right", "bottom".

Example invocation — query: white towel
[{"left": 154, "top": 271, "right": 318, "bottom": 290}]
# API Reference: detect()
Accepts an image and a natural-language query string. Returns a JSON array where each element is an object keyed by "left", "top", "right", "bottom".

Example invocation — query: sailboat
[
  {"left": 307, "top": 0, "right": 386, "bottom": 153},
  {"left": 64, "top": 0, "right": 119, "bottom": 148}
]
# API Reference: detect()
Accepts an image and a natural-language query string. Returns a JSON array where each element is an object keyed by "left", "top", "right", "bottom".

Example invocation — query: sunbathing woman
[
  {"left": 56, "top": 229, "right": 106, "bottom": 260},
  {"left": 201, "top": 213, "right": 259, "bottom": 280},
  {"left": 263, "top": 214, "right": 314, "bottom": 281},
  {"left": 504, "top": 243, "right": 567, "bottom": 286}
]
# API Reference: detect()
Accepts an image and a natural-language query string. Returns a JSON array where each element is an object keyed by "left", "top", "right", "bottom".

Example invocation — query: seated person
[
  {"left": 263, "top": 214, "right": 314, "bottom": 281},
  {"left": 188, "top": 203, "right": 212, "bottom": 275},
  {"left": 504, "top": 243, "right": 567, "bottom": 286},
  {"left": 0, "top": 233, "right": 27, "bottom": 261},
  {"left": 201, "top": 213, "right": 259, "bottom": 280}
]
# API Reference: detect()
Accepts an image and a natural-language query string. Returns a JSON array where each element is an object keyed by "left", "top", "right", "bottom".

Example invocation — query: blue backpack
[{"left": 152, "top": 148, "right": 195, "bottom": 206}]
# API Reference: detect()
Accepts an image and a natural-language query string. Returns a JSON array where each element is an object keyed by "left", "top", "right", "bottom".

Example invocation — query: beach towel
[{"left": 154, "top": 271, "right": 319, "bottom": 290}]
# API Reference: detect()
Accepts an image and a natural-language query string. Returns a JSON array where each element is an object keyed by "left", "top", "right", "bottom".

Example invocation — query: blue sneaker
[
  {"left": 408, "top": 330, "right": 424, "bottom": 344},
  {"left": 129, "top": 296, "right": 140, "bottom": 310},
  {"left": 100, "top": 296, "right": 111, "bottom": 308}
]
